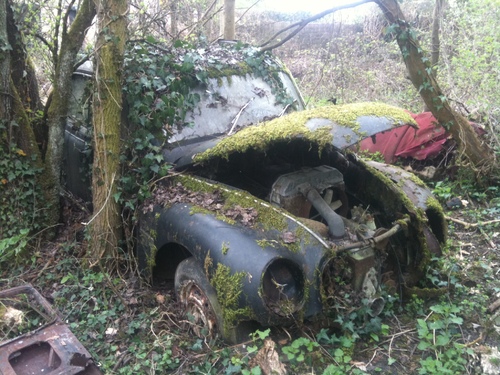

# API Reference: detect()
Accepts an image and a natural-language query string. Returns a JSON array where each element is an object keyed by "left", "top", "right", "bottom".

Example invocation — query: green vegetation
[
  {"left": 0, "top": 134, "right": 45, "bottom": 258},
  {"left": 2, "top": 184, "right": 499, "bottom": 373}
]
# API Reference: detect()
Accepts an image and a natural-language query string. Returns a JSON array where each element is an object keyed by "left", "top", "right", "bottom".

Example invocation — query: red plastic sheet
[{"left": 359, "top": 112, "right": 448, "bottom": 163}]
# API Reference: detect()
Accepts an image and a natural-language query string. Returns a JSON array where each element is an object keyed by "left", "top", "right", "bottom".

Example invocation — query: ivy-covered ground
[{"left": 1, "top": 177, "right": 499, "bottom": 375}]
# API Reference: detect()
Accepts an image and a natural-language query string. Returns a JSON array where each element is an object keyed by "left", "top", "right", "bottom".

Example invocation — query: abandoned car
[{"left": 63, "top": 43, "right": 447, "bottom": 343}]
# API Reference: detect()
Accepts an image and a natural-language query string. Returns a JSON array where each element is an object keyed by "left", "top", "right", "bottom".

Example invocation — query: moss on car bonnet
[{"left": 194, "top": 102, "right": 416, "bottom": 162}]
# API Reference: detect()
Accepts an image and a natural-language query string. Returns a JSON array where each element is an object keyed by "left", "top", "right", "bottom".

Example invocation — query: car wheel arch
[{"left": 151, "top": 242, "right": 192, "bottom": 281}]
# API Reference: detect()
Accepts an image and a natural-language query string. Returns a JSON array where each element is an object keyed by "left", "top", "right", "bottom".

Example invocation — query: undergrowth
[
  {"left": 2, "top": 220, "right": 497, "bottom": 375},
  {"left": 1, "top": 160, "right": 499, "bottom": 374}
]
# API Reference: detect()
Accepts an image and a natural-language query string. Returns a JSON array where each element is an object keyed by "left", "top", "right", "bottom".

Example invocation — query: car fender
[{"left": 138, "top": 202, "right": 329, "bottom": 326}]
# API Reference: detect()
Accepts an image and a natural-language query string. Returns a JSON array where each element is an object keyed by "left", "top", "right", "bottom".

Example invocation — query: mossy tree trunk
[
  {"left": 375, "top": 0, "right": 497, "bottom": 176},
  {"left": 1, "top": 0, "right": 42, "bottom": 178},
  {"left": 0, "top": 0, "right": 42, "bottom": 153},
  {"left": 425, "top": 0, "right": 445, "bottom": 112},
  {"left": 89, "top": 0, "right": 128, "bottom": 268},
  {"left": 44, "top": 0, "right": 96, "bottom": 229},
  {"left": 0, "top": 0, "right": 11, "bottom": 122}
]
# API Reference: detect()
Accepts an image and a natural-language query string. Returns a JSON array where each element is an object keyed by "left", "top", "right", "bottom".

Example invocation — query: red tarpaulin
[{"left": 359, "top": 112, "right": 449, "bottom": 163}]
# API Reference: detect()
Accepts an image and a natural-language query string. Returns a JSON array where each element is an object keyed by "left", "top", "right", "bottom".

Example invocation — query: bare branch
[{"left": 259, "top": 0, "right": 371, "bottom": 52}]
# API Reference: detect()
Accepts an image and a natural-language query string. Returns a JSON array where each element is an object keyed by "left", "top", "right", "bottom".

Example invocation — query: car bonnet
[{"left": 168, "top": 102, "right": 417, "bottom": 168}]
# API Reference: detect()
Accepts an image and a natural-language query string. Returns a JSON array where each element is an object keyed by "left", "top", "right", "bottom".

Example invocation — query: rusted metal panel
[{"left": 0, "top": 284, "right": 102, "bottom": 375}]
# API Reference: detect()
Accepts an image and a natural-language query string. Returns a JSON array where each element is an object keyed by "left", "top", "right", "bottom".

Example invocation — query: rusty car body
[{"left": 63, "top": 44, "right": 447, "bottom": 343}]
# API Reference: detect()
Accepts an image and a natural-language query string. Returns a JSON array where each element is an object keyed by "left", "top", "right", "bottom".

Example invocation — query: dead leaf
[
  {"left": 281, "top": 231, "right": 297, "bottom": 243},
  {"left": 249, "top": 338, "right": 287, "bottom": 375},
  {"left": 156, "top": 294, "right": 166, "bottom": 304}
]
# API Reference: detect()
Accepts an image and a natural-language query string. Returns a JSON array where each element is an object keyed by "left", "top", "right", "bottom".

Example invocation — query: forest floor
[{"left": 1, "top": 184, "right": 500, "bottom": 374}]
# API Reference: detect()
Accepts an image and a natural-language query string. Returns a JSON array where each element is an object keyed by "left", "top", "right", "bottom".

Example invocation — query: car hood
[{"left": 166, "top": 102, "right": 417, "bottom": 168}]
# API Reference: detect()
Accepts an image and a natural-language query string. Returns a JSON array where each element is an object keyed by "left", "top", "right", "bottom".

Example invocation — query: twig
[
  {"left": 445, "top": 216, "right": 500, "bottom": 228},
  {"left": 259, "top": 0, "right": 371, "bottom": 52},
  {"left": 464, "top": 332, "right": 484, "bottom": 348},
  {"left": 488, "top": 298, "right": 500, "bottom": 313},
  {"left": 81, "top": 173, "right": 116, "bottom": 226},
  {"left": 478, "top": 227, "right": 496, "bottom": 249},
  {"left": 228, "top": 97, "right": 254, "bottom": 135}
]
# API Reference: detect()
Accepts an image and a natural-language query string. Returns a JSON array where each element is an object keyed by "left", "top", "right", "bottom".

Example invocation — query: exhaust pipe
[{"left": 368, "top": 296, "right": 386, "bottom": 317}]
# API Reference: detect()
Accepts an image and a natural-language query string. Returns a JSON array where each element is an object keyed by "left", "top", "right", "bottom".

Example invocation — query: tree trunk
[
  {"left": 375, "top": 0, "right": 496, "bottom": 175},
  {"left": 0, "top": 0, "right": 11, "bottom": 122},
  {"left": 44, "top": 0, "right": 96, "bottom": 229},
  {"left": 223, "top": 0, "right": 235, "bottom": 40},
  {"left": 89, "top": 0, "right": 127, "bottom": 268},
  {"left": 431, "top": 0, "right": 444, "bottom": 69},
  {"left": 170, "top": 0, "right": 177, "bottom": 37},
  {"left": 425, "top": 0, "right": 445, "bottom": 112},
  {"left": 1, "top": 1, "right": 41, "bottom": 164},
  {"left": 1, "top": 0, "right": 46, "bottom": 239}
]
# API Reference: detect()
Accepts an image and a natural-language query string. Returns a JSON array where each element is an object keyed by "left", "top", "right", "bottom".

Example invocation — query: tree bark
[
  {"left": 44, "top": 0, "right": 96, "bottom": 228},
  {"left": 89, "top": 0, "right": 127, "bottom": 268},
  {"left": 425, "top": 0, "right": 445, "bottom": 112},
  {"left": 431, "top": 0, "right": 445, "bottom": 69},
  {"left": 223, "top": 0, "right": 235, "bottom": 40},
  {"left": 170, "top": 0, "right": 177, "bottom": 37},
  {"left": 1, "top": 1, "right": 41, "bottom": 161},
  {"left": 0, "top": 0, "right": 11, "bottom": 122},
  {"left": 375, "top": 0, "right": 496, "bottom": 175}
]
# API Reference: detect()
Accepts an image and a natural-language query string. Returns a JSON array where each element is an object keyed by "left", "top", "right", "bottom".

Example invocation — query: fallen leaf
[{"left": 156, "top": 294, "right": 166, "bottom": 304}]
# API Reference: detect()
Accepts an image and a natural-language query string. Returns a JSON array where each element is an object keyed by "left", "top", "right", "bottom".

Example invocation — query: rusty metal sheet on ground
[{"left": 0, "top": 284, "right": 102, "bottom": 375}]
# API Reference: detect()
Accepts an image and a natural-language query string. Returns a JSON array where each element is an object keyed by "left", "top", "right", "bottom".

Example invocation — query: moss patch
[
  {"left": 174, "top": 175, "right": 289, "bottom": 233},
  {"left": 194, "top": 102, "right": 416, "bottom": 162},
  {"left": 210, "top": 264, "right": 253, "bottom": 333}
]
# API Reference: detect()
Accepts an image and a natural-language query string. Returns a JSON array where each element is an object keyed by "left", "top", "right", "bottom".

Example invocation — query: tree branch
[{"left": 259, "top": 0, "right": 371, "bottom": 52}]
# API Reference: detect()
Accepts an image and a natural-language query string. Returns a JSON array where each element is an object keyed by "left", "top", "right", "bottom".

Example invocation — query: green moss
[
  {"left": 408, "top": 172, "right": 428, "bottom": 188},
  {"left": 425, "top": 195, "right": 448, "bottom": 242},
  {"left": 221, "top": 242, "right": 230, "bottom": 255},
  {"left": 190, "top": 205, "right": 237, "bottom": 225},
  {"left": 256, "top": 239, "right": 279, "bottom": 249},
  {"left": 174, "top": 174, "right": 289, "bottom": 231},
  {"left": 356, "top": 159, "right": 434, "bottom": 275},
  {"left": 172, "top": 174, "right": 315, "bottom": 254},
  {"left": 210, "top": 264, "right": 253, "bottom": 333},
  {"left": 426, "top": 195, "right": 444, "bottom": 216},
  {"left": 194, "top": 102, "right": 416, "bottom": 163},
  {"left": 146, "top": 244, "right": 158, "bottom": 270},
  {"left": 204, "top": 252, "right": 213, "bottom": 276},
  {"left": 206, "top": 63, "right": 253, "bottom": 80}
]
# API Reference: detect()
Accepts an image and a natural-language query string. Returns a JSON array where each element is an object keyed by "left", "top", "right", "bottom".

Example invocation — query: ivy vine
[
  {"left": 119, "top": 38, "right": 297, "bottom": 210},
  {"left": 0, "top": 121, "right": 45, "bottom": 245}
]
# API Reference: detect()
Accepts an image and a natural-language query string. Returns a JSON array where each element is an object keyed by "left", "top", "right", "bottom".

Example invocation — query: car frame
[{"left": 63, "top": 43, "right": 447, "bottom": 344}]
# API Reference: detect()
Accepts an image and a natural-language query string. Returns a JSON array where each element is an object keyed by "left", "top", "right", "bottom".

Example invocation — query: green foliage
[
  {"left": 316, "top": 330, "right": 369, "bottom": 375},
  {"left": 282, "top": 336, "right": 319, "bottom": 365},
  {"left": 415, "top": 303, "right": 472, "bottom": 374},
  {"left": 0, "top": 229, "right": 29, "bottom": 265},
  {"left": 0, "top": 131, "right": 45, "bottom": 239},
  {"left": 431, "top": 180, "right": 453, "bottom": 201},
  {"left": 119, "top": 39, "right": 295, "bottom": 210},
  {"left": 52, "top": 262, "right": 181, "bottom": 373}
]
